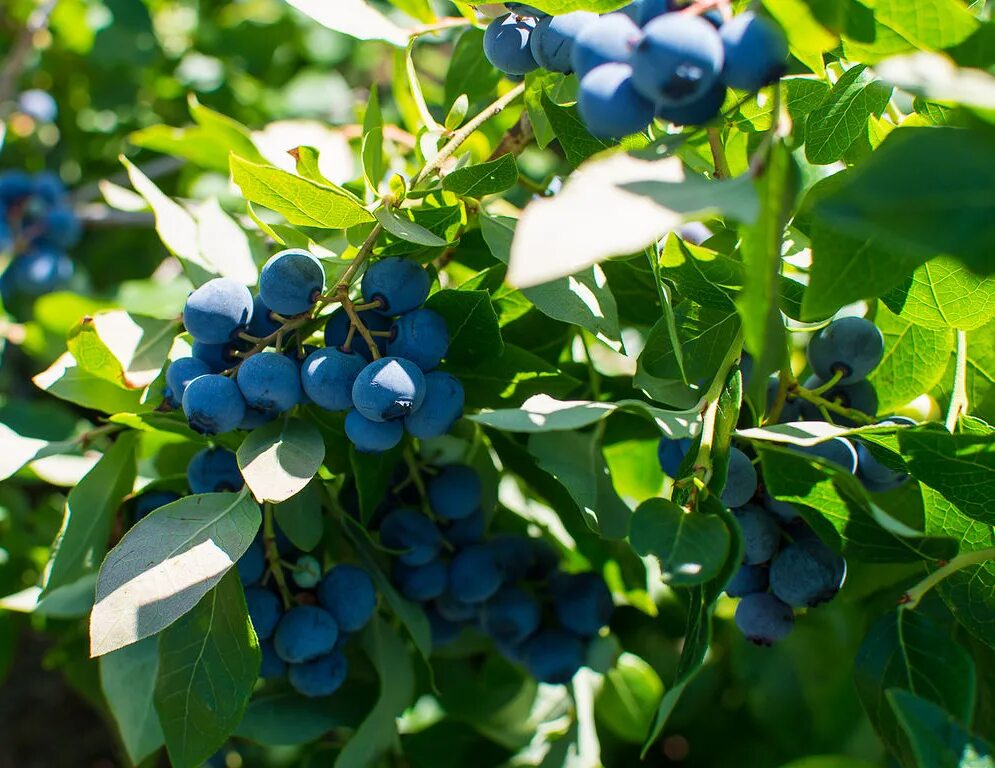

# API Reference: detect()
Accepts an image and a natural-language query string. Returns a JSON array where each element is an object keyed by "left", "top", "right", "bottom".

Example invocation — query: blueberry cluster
[
  {"left": 165, "top": 251, "right": 464, "bottom": 451},
  {"left": 658, "top": 316, "right": 915, "bottom": 645},
  {"left": 0, "top": 171, "right": 80, "bottom": 304},
  {"left": 377, "top": 462, "right": 614, "bottom": 684},
  {"left": 485, "top": 2, "right": 787, "bottom": 138},
  {"left": 131, "top": 446, "right": 377, "bottom": 697}
]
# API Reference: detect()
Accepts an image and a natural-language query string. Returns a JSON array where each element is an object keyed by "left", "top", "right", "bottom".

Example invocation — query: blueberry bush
[{"left": 2, "top": 0, "right": 995, "bottom": 766}]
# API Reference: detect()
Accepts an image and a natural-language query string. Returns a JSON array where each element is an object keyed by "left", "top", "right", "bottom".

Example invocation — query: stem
[
  {"left": 338, "top": 286, "right": 382, "bottom": 360},
  {"left": 945, "top": 329, "right": 968, "bottom": 432},
  {"left": 0, "top": 0, "right": 58, "bottom": 108},
  {"left": 336, "top": 223, "right": 384, "bottom": 291},
  {"left": 412, "top": 81, "right": 526, "bottom": 188},
  {"left": 707, "top": 128, "right": 730, "bottom": 179},
  {"left": 692, "top": 329, "right": 745, "bottom": 487},
  {"left": 792, "top": 383, "right": 876, "bottom": 426},
  {"left": 263, "top": 502, "right": 294, "bottom": 609},
  {"left": 900, "top": 547, "right": 995, "bottom": 610},
  {"left": 809, "top": 368, "right": 844, "bottom": 396},
  {"left": 405, "top": 39, "right": 443, "bottom": 132}
]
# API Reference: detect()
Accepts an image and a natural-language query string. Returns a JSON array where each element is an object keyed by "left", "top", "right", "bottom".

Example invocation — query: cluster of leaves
[{"left": 2, "top": 0, "right": 995, "bottom": 767}]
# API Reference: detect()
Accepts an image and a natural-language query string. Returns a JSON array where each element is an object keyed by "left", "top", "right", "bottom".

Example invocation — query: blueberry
[
  {"left": 524, "top": 628, "right": 585, "bottom": 684},
  {"left": 733, "top": 504, "right": 781, "bottom": 565},
  {"left": 39, "top": 207, "right": 82, "bottom": 249},
  {"left": 386, "top": 309, "right": 449, "bottom": 372},
  {"left": 300, "top": 347, "right": 367, "bottom": 411},
  {"left": 449, "top": 544, "right": 503, "bottom": 603},
  {"left": 259, "top": 641, "right": 286, "bottom": 679},
  {"left": 721, "top": 447, "right": 757, "bottom": 508},
  {"left": 393, "top": 558, "right": 448, "bottom": 602},
  {"left": 628, "top": 0, "right": 678, "bottom": 24},
  {"left": 247, "top": 294, "right": 281, "bottom": 339},
  {"left": 578, "top": 63, "right": 655, "bottom": 139},
  {"left": 324, "top": 308, "right": 391, "bottom": 361},
  {"left": 245, "top": 587, "right": 282, "bottom": 640},
  {"left": 434, "top": 592, "right": 478, "bottom": 623},
  {"left": 489, "top": 534, "right": 535, "bottom": 582},
  {"left": 259, "top": 249, "right": 325, "bottom": 316},
  {"left": 4, "top": 248, "right": 74, "bottom": 296},
  {"left": 165, "top": 357, "right": 211, "bottom": 407},
  {"left": 530, "top": 12, "right": 598, "bottom": 73},
  {"left": 236, "top": 351, "right": 303, "bottom": 414},
  {"left": 273, "top": 605, "right": 339, "bottom": 663},
  {"left": 631, "top": 14, "right": 724, "bottom": 105},
  {"left": 807, "top": 317, "right": 884, "bottom": 385},
  {"left": 480, "top": 585, "right": 541, "bottom": 644},
  {"left": 239, "top": 406, "right": 277, "bottom": 430},
  {"left": 237, "top": 542, "right": 266, "bottom": 586},
  {"left": 525, "top": 538, "right": 559, "bottom": 580},
  {"left": 719, "top": 12, "right": 788, "bottom": 91},
  {"left": 571, "top": 13, "right": 642, "bottom": 77},
  {"left": 725, "top": 564, "right": 769, "bottom": 598},
  {"left": 484, "top": 14, "right": 540, "bottom": 76},
  {"left": 734, "top": 592, "right": 794, "bottom": 645},
  {"left": 181, "top": 374, "right": 247, "bottom": 435},
  {"left": 345, "top": 409, "right": 404, "bottom": 453},
  {"left": 0, "top": 171, "right": 35, "bottom": 202},
  {"left": 183, "top": 278, "right": 254, "bottom": 344},
  {"left": 32, "top": 172, "right": 67, "bottom": 204},
  {"left": 765, "top": 374, "right": 803, "bottom": 422},
  {"left": 403, "top": 372, "right": 464, "bottom": 439},
  {"left": 442, "top": 507, "right": 486, "bottom": 548},
  {"left": 427, "top": 464, "right": 482, "bottom": 521},
  {"left": 288, "top": 651, "right": 348, "bottom": 697},
  {"left": 657, "top": 436, "right": 692, "bottom": 478},
  {"left": 187, "top": 447, "right": 243, "bottom": 493},
  {"left": 352, "top": 357, "right": 426, "bottom": 422},
  {"left": 763, "top": 492, "right": 799, "bottom": 524},
  {"left": 380, "top": 508, "right": 442, "bottom": 566},
  {"left": 426, "top": 605, "right": 463, "bottom": 647},
  {"left": 794, "top": 437, "right": 859, "bottom": 474},
  {"left": 769, "top": 538, "right": 846, "bottom": 608},
  {"left": 292, "top": 554, "right": 323, "bottom": 589},
  {"left": 317, "top": 564, "right": 377, "bottom": 632},
  {"left": 552, "top": 572, "right": 613, "bottom": 637},
  {"left": 656, "top": 80, "right": 727, "bottom": 126},
  {"left": 191, "top": 340, "right": 239, "bottom": 373},
  {"left": 133, "top": 490, "right": 180, "bottom": 520},
  {"left": 361, "top": 257, "right": 431, "bottom": 316}
]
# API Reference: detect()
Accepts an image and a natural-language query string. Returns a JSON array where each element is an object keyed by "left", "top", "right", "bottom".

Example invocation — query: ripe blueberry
[
  {"left": 183, "top": 277, "right": 254, "bottom": 344},
  {"left": 259, "top": 248, "right": 325, "bottom": 316}
]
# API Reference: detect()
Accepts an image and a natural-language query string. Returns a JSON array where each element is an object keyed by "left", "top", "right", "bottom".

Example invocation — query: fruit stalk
[
  {"left": 791, "top": 383, "right": 875, "bottom": 426},
  {"left": 263, "top": 501, "right": 294, "bottom": 609},
  {"left": 337, "top": 285, "right": 382, "bottom": 360}
]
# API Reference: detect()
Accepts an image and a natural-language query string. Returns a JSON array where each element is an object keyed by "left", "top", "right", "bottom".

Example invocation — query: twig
[
  {"left": 0, "top": 0, "right": 58, "bottom": 109},
  {"left": 263, "top": 502, "right": 294, "bottom": 609},
  {"left": 487, "top": 110, "right": 534, "bottom": 162},
  {"left": 692, "top": 329, "right": 745, "bottom": 488},
  {"left": 412, "top": 81, "right": 526, "bottom": 188},
  {"left": 707, "top": 127, "right": 730, "bottom": 179},
  {"left": 900, "top": 547, "right": 995, "bottom": 610},
  {"left": 945, "top": 330, "right": 968, "bottom": 432},
  {"left": 337, "top": 286, "right": 381, "bottom": 360}
]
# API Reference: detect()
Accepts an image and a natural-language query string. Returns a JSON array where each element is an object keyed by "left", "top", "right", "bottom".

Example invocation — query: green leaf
[
  {"left": 234, "top": 688, "right": 371, "bottom": 746},
  {"left": 90, "top": 491, "right": 261, "bottom": 657},
  {"left": 525, "top": 70, "right": 558, "bottom": 149},
  {"left": 443, "top": 153, "right": 519, "bottom": 198},
  {"left": 862, "top": 0, "right": 979, "bottom": 51},
  {"left": 424, "top": 289, "right": 504, "bottom": 365},
  {"left": 362, "top": 86, "right": 385, "bottom": 192},
  {"left": 335, "top": 618, "right": 416, "bottom": 768},
  {"left": 468, "top": 393, "right": 699, "bottom": 438},
  {"left": 736, "top": 142, "right": 795, "bottom": 389},
  {"left": 877, "top": 52, "right": 995, "bottom": 122},
  {"left": 868, "top": 302, "right": 955, "bottom": 413},
  {"left": 44, "top": 433, "right": 138, "bottom": 594},
  {"left": 900, "top": 428, "right": 995, "bottom": 526},
  {"left": 274, "top": 480, "right": 323, "bottom": 551},
  {"left": 444, "top": 344, "right": 581, "bottom": 408},
  {"left": 509, "top": 0, "right": 630, "bottom": 11},
  {"left": 100, "top": 636, "right": 164, "bottom": 765},
  {"left": 33, "top": 352, "right": 148, "bottom": 415},
  {"left": 813, "top": 127, "right": 995, "bottom": 275},
  {"left": 595, "top": 653, "right": 664, "bottom": 744},
  {"left": 540, "top": 90, "right": 613, "bottom": 166},
  {"left": 374, "top": 206, "right": 448, "bottom": 246},
  {"left": 237, "top": 418, "right": 326, "bottom": 504},
  {"left": 445, "top": 30, "right": 501, "bottom": 110},
  {"left": 378, "top": 204, "right": 466, "bottom": 258},
  {"left": 66, "top": 311, "right": 178, "bottom": 390},
  {"left": 481, "top": 214, "right": 621, "bottom": 348},
  {"left": 0, "top": 422, "right": 55, "bottom": 482},
  {"left": 528, "top": 430, "right": 631, "bottom": 539},
  {"left": 640, "top": 302, "right": 742, "bottom": 384},
  {"left": 155, "top": 571, "right": 260, "bottom": 768},
  {"left": 629, "top": 498, "right": 730, "bottom": 586},
  {"left": 805, "top": 65, "right": 893, "bottom": 165},
  {"left": 283, "top": 0, "right": 409, "bottom": 46},
  {"left": 752, "top": 442, "right": 955, "bottom": 562},
  {"left": 444, "top": 93, "right": 470, "bottom": 131},
  {"left": 883, "top": 256, "right": 995, "bottom": 332},
  {"left": 0, "top": 574, "right": 97, "bottom": 618},
  {"left": 761, "top": 0, "right": 839, "bottom": 74},
  {"left": 349, "top": 444, "right": 404, "bottom": 526},
  {"left": 934, "top": 321, "right": 995, "bottom": 426},
  {"left": 230, "top": 154, "right": 375, "bottom": 230},
  {"left": 507, "top": 154, "right": 758, "bottom": 288},
  {"left": 855, "top": 611, "right": 977, "bottom": 766},
  {"left": 386, "top": 0, "right": 435, "bottom": 23},
  {"left": 887, "top": 690, "right": 994, "bottom": 768}
]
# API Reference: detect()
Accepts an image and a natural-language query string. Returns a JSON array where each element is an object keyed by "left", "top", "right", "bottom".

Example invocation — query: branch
[
  {"left": 945, "top": 329, "right": 968, "bottom": 431},
  {"left": 487, "top": 109, "right": 534, "bottom": 162},
  {"left": 707, "top": 127, "right": 730, "bottom": 179}
]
